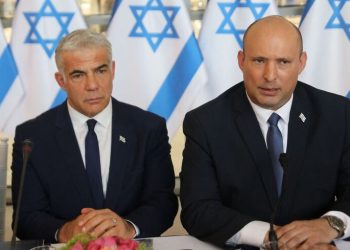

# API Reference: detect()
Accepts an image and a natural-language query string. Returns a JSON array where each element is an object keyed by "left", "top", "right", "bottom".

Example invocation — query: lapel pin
[
  {"left": 119, "top": 135, "right": 126, "bottom": 143},
  {"left": 299, "top": 113, "right": 306, "bottom": 123}
]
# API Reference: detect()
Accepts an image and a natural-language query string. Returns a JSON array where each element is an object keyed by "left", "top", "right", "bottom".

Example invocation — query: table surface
[
  {"left": 52, "top": 235, "right": 222, "bottom": 250},
  {"left": 50, "top": 235, "right": 350, "bottom": 250},
  {"left": 140, "top": 235, "right": 222, "bottom": 250}
]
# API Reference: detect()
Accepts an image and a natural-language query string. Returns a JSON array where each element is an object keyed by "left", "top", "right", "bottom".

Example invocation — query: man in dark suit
[
  {"left": 180, "top": 16, "right": 350, "bottom": 249},
  {"left": 11, "top": 29, "right": 178, "bottom": 243}
]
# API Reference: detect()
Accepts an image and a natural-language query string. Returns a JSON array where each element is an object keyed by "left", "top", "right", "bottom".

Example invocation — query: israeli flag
[
  {"left": 195, "top": 0, "right": 278, "bottom": 106},
  {"left": 0, "top": 21, "right": 24, "bottom": 136},
  {"left": 299, "top": 0, "right": 350, "bottom": 97},
  {"left": 107, "top": 0, "right": 207, "bottom": 139},
  {"left": 6, "top": 0, "right": 86, "bottom": 135}
]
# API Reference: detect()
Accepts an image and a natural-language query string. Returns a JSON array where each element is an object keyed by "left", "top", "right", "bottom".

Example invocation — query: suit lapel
[
  {"left": 233, "top": 85, "right": 278, "bottom": 209},
  {"left": 284, "top": 84, "right": 312, "bottom": 206},
  {"left": 55, "top": 103, "right": 94, "bottom": 206},
  {"left": 105, "top": 100, "right": 131, "bottom": 209}
]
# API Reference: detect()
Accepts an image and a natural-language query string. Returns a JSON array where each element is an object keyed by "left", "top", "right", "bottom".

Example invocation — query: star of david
[
  {"left": 129, "top": 0, "right": 180, "bottom": 52},
  {"left": 217, "top": 0, "right": 269, "bottom": 48},
  {"left": 326, "top": 0, "right": 350, "bottom": 41},
  {"left": 24, "top": 0, "right": 74, "bottom": 58}
]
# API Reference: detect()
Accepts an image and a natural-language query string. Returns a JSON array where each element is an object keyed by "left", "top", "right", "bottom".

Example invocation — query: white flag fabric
[
  {"left": 6, "top": 0, "right": 86, "bottom": 136},
  {"left": 195, "top": 0, "right": 278, "bottom": 106},
  {"left": 0, "top": 21, "right": 23, "bottom": 136},
  {"left": 107, "top": 0, "right": 207, "bottom": 139},
  {"left": 299, "top": 0, "right": 350, "bottom": 97}
]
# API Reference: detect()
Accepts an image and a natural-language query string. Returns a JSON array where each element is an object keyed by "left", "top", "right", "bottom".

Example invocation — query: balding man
[{"left": 180, "top": 16, "right": 350, "bottom": 249}]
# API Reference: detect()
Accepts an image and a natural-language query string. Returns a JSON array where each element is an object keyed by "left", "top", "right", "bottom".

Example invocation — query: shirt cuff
[
  {"left": 54, "top": 227, "right": 60, "bottom": 242},
  {"left": 125, "top": 219, "right": 140, "bottom": 238},
  {"left": 226, "top": 221, "right": 270, "bottom": 247},
  {"left": 323, "top": 211, "right": 350, "bottom": 239}
]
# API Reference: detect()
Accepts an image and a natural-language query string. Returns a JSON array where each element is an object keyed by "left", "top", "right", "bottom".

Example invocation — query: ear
[
  {"left": 237, "top": 50, "right": 245, "bottom": 71},
  {"left": 298, "top": 52, "right": 307, "bottom": 74},
  {"left": 55, "top": 72, "right": 66, "bottom": 89}
]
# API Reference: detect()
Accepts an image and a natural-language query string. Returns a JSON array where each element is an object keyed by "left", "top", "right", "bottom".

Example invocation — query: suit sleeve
[
  {"left": 180, "top": 112, "right": 255, "bottom": 247},
  {"left": 332, "top": 100, "right": 350, "bottom": 214},
  {"left": 123, "top": 117, "right": 178, "bottom": 237},
  {"left": 11, "top": 125, "right": 66, "bottom": 243}
]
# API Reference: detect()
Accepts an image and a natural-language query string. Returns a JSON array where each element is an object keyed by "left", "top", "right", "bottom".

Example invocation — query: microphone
[
  {"left": 268, "top": 153, "right": 288, "bottom": 250},
  {"left": 11, "top": 139, "right": 33, "bottom": 250}
]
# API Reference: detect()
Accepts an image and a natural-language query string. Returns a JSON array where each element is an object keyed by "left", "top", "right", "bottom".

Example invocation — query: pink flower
[
  {"left": 70, "top": 242, "right": 84, "bottom": 250},
  {"left": 115, "top": 238, "right": 138, "bottom": 250},
  {"left": 65, "top": 234, "right": 139, "bottom": 250},
  {"left": 87, "top": 237, "right": 115, "bottom": 250}
]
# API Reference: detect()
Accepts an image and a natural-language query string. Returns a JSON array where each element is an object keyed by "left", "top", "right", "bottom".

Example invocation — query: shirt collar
[
  {"left": 246, "top": 93, "right": 293, "bottom": 125},
  {"left": 67, "top": 99, "right": 113, "bottom": 129}
]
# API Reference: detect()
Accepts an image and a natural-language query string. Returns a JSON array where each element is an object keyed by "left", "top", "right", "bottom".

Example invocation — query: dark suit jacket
[
  {"left": 11, "top": 98, "right": 178, "bottom": 243},
  {"left": 180, "top": 82, "right": 350, "bottom": 248}
]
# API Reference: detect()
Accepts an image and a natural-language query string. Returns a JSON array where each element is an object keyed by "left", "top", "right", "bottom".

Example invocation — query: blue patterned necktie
[
  {"left": 85, "top": 119, "right": 104, "bottom": 208},
  {"left": 267, "top": 113, "right": 284, "bottom": 196}
]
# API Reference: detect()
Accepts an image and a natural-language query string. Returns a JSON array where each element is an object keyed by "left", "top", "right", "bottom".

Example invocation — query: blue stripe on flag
[
  {"left": 148, "top": 33, "right": 203, "bottom": 120},
  {"left": 0, "top": 45, "right": 18, "bottom": 105},
  {"left": 51, "top": 89, "right": 66, "bottom": 108},
  {"left": 111, "top": 0, "right": 122, "bottom": 19},
  {"left": 300, "top": 0, "right": 315, "bottom": 25}
]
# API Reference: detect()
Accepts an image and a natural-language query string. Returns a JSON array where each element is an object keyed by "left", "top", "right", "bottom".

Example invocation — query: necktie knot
[
  {"left": 268, "top": 113, "right": 280, "bottom": 127},
  {"left": 87, "top": 119, "right": 97, "bottom": 131}
]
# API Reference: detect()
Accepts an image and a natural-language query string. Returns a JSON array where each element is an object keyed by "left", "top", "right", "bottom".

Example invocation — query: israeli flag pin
[
  {"left": 299, "top": 113, "right": 306, "bottom": 123},
  {"left": 119, "top": 135, "right": 126, "bottom": 143}
]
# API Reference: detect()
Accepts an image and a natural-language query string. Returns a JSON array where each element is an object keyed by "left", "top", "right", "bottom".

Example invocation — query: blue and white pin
[
  {"left": 119, "top": 135, "right": 126, "bottom": 143},
  {"left": 299, "top": 113, "right": 306, "bottom": 123}
]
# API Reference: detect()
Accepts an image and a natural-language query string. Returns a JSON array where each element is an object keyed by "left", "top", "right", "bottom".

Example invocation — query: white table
[
  {"left": 335, "top": 239, "right": 350, "bottom": 250},
  {"left": 52, "top": 235, "right": 350, "bottom": 250},
  {"left": 53, "top": 235, "right": 221, "bottom": 250},
  {"left": 142, "top": 235, "right": 222, "bottom": 250}
]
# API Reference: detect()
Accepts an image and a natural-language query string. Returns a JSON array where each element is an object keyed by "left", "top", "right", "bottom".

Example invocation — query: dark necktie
[
  {"left": 267, "top": 113, "right": 284, "bottom": 196},
  {"left": 85, "top": 119, "right": 104, "bottom": 208}
]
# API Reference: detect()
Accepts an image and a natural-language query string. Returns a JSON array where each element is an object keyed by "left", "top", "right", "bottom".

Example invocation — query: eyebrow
[
  {"left": 69, "top": 69, "right": 85, "bottom": 77},
  {"left": 68, "top": 64, "right": 109, "bottom": 76},
  {"left": 95, "top": 64, "right": 109, "bottom": 70},
  {"left": 250, "top": 55, "right": 293, "bottom": 61}
]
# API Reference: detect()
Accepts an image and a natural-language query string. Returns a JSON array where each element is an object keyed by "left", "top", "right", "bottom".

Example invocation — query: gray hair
[{"left": 55, "top": 29, "right": 112, "bottom": 72}]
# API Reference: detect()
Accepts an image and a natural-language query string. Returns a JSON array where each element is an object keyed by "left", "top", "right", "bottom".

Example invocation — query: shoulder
[
  {"left": 15, "top": 102, "right": 65, "bottom": 134},
  {"left": 295, "top": 82, "right": 350, "bottom": 110},
  {"left": 13, "top": 103, "right": 68, "bottom": 149}
]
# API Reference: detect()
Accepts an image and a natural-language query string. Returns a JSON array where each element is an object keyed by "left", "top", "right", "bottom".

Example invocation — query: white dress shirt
[
  {"left": 68, "top": 100, "right": 112, "bottom": 196},
  {"left": 61, "top": 99, "right": 140, "bottom": 239},
  {"left": 227, "top": 93, "right": 350, "bottom": 247}
]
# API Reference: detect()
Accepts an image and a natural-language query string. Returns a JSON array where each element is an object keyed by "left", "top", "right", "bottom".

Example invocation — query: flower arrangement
[{"left": 59, "top": 233, "right": 150, "bottom": 250}]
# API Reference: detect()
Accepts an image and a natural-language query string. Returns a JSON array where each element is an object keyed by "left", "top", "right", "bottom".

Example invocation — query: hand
[
  {"left": 78, "top": 208, "right": 136, "bottom": 239},
  {"left": 58, "top": 213, "right": 87, "bottom": 243},
  {"left": 276, "top": 218, "right": 338, "bottom": 249}
]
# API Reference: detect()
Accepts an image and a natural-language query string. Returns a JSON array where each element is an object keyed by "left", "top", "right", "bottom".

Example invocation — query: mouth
[
  {"left": 258, "top": 87, "right": 279, "bottom": 96},
  {"left": 85, "top": 97, "right": 103, "bottom": 104}
]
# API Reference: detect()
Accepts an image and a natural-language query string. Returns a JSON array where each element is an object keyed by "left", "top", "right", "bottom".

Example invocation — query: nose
[
  {"left": 263, "top": 62, "right": 277, "bottom": 82},
  {"left": 86, "top": 74, "right": 98, "bottom": 90}
]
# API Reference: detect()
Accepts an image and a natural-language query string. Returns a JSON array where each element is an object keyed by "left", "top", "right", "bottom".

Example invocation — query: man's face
[
  {"left": 238, "top": 19, "right": 307, "bottom": 110},
  {"left": 55, "top": 47, "right": 115, "bottom": 117}
]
